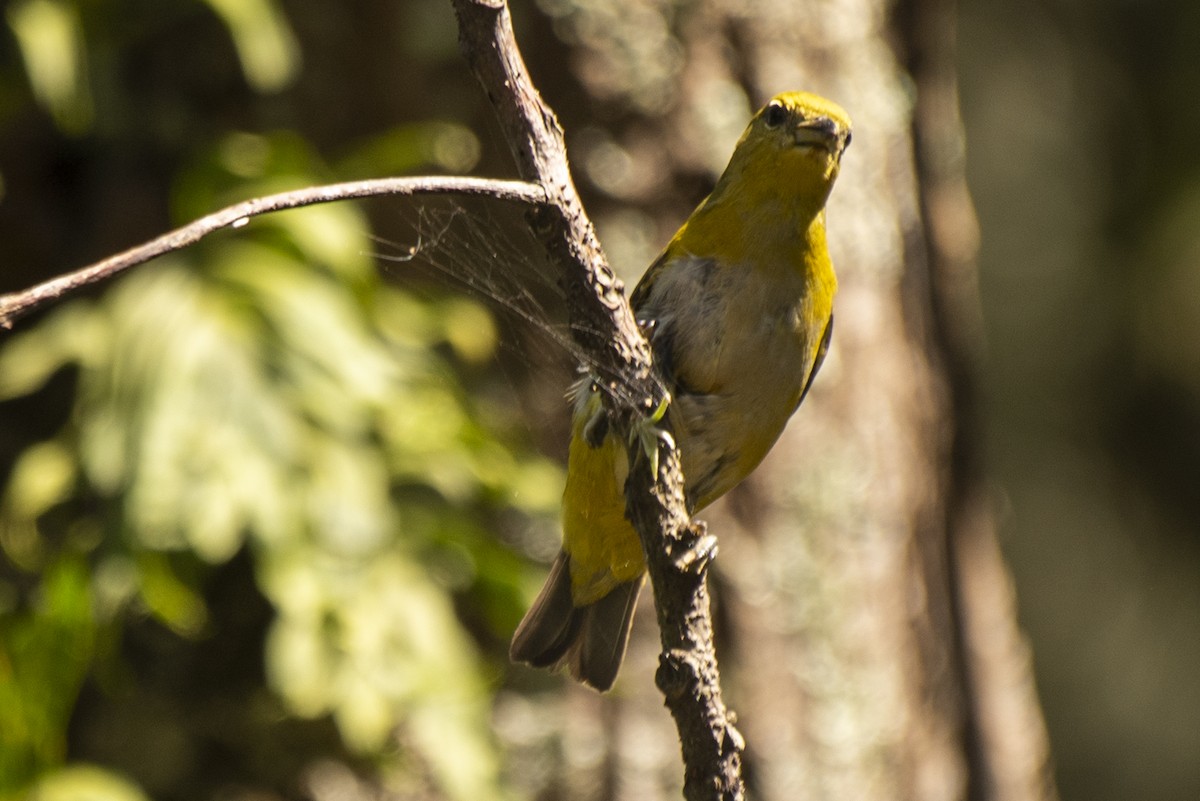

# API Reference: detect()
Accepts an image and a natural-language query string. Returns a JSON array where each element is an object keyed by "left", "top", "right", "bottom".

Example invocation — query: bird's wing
[
  {"left": 796, "top": 312, "right": 833, "bottom": 410},
  {"left": 630, "top": 251, "right": 719, "bottom": 398}
]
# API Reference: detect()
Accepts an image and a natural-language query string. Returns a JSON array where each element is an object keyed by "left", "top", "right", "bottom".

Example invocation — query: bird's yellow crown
[{"left": 670, "top": 91, "right": 852, "bottom": 267}]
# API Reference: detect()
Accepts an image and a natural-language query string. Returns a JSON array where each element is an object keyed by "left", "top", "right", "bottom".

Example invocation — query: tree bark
[{"left": 535, "top": 0, "right": 1058, "bottom": 798}]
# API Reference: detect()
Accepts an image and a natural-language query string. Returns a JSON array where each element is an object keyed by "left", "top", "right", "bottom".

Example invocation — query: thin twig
[{"left": 0, "top": 176, "right": 545, "bottom": 329}]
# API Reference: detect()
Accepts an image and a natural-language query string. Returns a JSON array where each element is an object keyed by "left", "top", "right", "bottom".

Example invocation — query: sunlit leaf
[
  {"left": 305, "top": 434, "right": 393, "bottom": 557},
  {"left": 0, "top": 303, "right": 104, "bottom": 400},
  {"left": 439, "top": 297, "right": 498, "bottom": 364},
  {"left": 200, "top": 0, "right": 300, "bottom": 93},
  {"left": 3, "top": 441, "right": 74, "bottom": 524},
  {"left": 6, "top": 0, "right": 92, "bottom": 134},
  {"left": 337, "top": 122, "right": 482, "bottom": 179},
  {"left": 263, "top": 549, "right": 506, "bottom": 801},
  {"left": 29, "top": 764, "right": 150, "bottom": 801},
  {"left": 0, "top": 556, "right": 95, "bottom": 794},
  {"left": 134, "top": 553, "right": 207, "bottom": 638}
]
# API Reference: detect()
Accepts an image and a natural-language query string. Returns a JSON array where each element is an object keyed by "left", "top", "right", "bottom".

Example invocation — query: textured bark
[
  {"left": 899, "top": 1, "right": 1058, "bottom": 799},
  {"left": 452, "top": 2, "right": 744, "bottom": 796}
]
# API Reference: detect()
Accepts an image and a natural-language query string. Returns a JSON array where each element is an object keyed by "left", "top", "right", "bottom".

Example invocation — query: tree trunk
[{"left": 527, "top": 0, "right": 1058, "bottom": 798}]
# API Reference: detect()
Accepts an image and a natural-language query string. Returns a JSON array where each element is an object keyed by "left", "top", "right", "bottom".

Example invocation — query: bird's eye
[
  {"left": 763, "top": 102, "right": 788, "bottom": 128},
  {"left": 844, "top": 130, "right": 853, "bottom": 147}
]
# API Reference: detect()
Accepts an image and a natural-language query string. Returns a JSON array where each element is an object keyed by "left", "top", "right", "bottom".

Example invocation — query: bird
[{"left": 510, "top": 91, "right": 852, "bottom": 691}]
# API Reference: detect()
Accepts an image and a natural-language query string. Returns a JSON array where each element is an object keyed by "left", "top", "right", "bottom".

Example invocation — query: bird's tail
[{"left": 509, "top": 550, "right": 643, "bottom": 692}]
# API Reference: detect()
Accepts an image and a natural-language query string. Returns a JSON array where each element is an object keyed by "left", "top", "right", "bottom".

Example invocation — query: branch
[
  {"left": 0, "top": 176, "right": 545, "bottom": 329},
  {"left": 451, "top": 1, "right": 744, "bottom": 798}
]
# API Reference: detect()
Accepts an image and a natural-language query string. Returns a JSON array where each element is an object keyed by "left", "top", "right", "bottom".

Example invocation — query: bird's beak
[{"left": 794, "top": 117, "right": 849, "bottom": 155}]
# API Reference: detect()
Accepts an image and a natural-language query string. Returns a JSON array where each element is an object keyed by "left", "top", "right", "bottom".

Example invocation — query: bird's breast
[{"left": 642, "top": 255, "right": 832, "bottom": 508}]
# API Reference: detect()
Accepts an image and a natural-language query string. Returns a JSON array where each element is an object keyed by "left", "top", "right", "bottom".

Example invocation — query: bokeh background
[
  {"left": 959, "top": 2, "right": 1200, "bottom": 799},
  {"left": 0, "top": 1, "right": 1197, "bottom": 800}
]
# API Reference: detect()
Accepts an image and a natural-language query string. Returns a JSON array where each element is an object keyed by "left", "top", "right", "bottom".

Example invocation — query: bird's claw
[
  {"left": 630, "top": 394, "right": 673, "bottom": 477},
  {"left": 672, "top": 532, "right": 718, "bottom": 573}
]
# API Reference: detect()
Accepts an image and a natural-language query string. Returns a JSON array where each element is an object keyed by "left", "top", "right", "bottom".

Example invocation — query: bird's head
[{"left": 720, "top": 91, "right": 852, "bottom": 216}]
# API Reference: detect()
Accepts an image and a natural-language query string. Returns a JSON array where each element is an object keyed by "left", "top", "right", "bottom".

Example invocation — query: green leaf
[
  {"left": 0, "top": 556, "right": 96, "bottom": 794},
  {"left": 262, "top": 548, "right": 507, "bottom": 801},
  {"left": 30, "top": 764, "right": 150, "bottom": 801},
  {"left": 6, "top": 0, "right": 92, "bottom": 134},
  {"left": 134, "top": 553, "right": 207, "bottom": 638},
  {"left": 0, "top": 303, "right": 104, "bottom": 400},
  {"left": 337, "top": 122, "right": 482, "bottom": 179},
  {"left": 199, "top": 0, "right": 300, "bottom": 93},
  {"left": 3, "top": 440, "right": 75, "bottom": 528}
]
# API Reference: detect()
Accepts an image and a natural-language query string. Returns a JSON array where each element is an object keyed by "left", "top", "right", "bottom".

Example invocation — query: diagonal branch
[
  {"left": 450, "top": 1, "right": 744, "bottom": 798},
  {"left": 0, "top": 176, "right": 544, "bottom": 329}
]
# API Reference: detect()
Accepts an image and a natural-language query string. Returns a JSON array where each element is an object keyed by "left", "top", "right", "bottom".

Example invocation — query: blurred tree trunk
[{"left": 519, "top": 0, "right": 1058, "bottom": 799}]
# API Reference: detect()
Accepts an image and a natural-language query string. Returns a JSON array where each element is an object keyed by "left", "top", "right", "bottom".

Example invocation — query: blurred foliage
[
  {"left": 198, "top": 0, "right": 299, "bottom": 93},
  {"left": 5, "top": 0, "right": 299, "bottom": 137},
  {"left": 0, "top": 2, "right": 562, "bottom": 800},
  {"left": 6, "top": 0, "right": 93, "bottom": 134},
  {"left": 0, "top": 125, "right": 561, "bottom": 799},
  {"left": 29, "top": 765, "right": 151, "bottom": 801}
]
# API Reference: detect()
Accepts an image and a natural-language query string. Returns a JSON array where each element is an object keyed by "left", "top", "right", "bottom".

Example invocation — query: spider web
[{"left": 371, "top": 197, "right": 665, "bottom": 411}]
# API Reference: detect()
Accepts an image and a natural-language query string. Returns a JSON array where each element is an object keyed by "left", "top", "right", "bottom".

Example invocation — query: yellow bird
[{"left": 510, "top": 91, "right": 852, "bottom": 690}]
